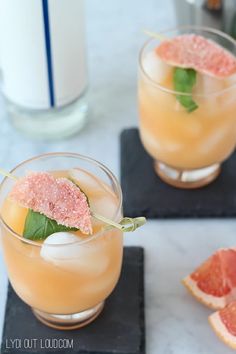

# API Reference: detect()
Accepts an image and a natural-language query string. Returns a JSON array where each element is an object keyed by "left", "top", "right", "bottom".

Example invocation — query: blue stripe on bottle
[{"left": 42, "top": 0, "right": 55, "bottom": 107}]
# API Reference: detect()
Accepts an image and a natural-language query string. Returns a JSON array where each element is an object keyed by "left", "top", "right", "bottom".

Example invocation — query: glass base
[
  {"left": 154, "top": 161, "right": 221, "bottom": 189},
  {"left": 32, "top": 301, "right": 104, "bottom": 330},
  {"left": 6, "top": 92, "right": 88, "bottom": 140}
]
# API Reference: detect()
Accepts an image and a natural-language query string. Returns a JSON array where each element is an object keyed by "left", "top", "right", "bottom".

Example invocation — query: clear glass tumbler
[
  {"left": 0, "top": 153, "right": 123, "bottom": 329},
  {"left": 138, "top": 26, "right": 236, "bottom": 188}
]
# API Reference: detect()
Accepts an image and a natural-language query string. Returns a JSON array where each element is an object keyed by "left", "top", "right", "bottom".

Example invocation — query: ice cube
[
  {"left": 199, "top": 126, "right": 229, "bottom": 154},
  {"left": 193, "top": 73, "right": 228, "bottom": 114},
  {"left": 40, "top": 232, "right": 81, "bottom": 260},
  {"left": 184, "top": 119, "right": 202, "bottom": 137},
  {"left": 141, "top": 128, "right": 183, "bottom": 153},
  {"left": 195, "top": 73, "right": 226, "bottom": 95},
  {"left": 69, "top": 168, "right": 120, "bottom": 222},
  {"left": 142, "top": 51, "right": 172, "bottom": 83},
  {"left": 83, "top": 272, "right": 116, "bottom": 296},
  {"left": 69, "top": 168, "right": 106, "bottom": 198},
  {"left": 40, "top": 232, "right": 109, "bottom": 275},
  {"left": 92, "top": 195, "right": 119, "bottom": 219},
  {"left": 225, "top": 73, "right": 236, "bottom": 85},
  {"left": 69, "top": 168, "right": 119, "bottom": 219},
  {"left": 222, "top": 74, "right": 236, "bottom": 108}
]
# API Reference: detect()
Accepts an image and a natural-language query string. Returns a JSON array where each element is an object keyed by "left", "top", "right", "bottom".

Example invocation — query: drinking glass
[
  {"left": 0, "top": 153, "right": 123, "bottom": 329},
  {"left": 138, "top": 26, "right": 236, "bottom": 188}
]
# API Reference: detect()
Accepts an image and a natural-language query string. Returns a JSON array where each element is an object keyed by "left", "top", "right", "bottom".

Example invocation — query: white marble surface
[{"left": 0, "top": 0, "right": 235, "bottom": 353}]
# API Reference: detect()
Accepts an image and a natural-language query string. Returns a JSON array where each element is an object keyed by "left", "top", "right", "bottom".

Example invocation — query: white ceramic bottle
[{"left": 0, "top": 0, "right": 88, "bottom": 139}]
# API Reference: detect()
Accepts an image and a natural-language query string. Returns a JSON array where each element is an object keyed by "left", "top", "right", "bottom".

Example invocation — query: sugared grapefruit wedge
[
  {"left": 156, "top": 34, "right": 236, "bottom": 78},
  {"left": 183, "top": 248, "right": 236, "bottom": 310},
  {"left": 209, "top": 301, "right": 236, "bottom": 350},
  {"left": 9, "top": 172, "right": 92, "bottom": 234}
]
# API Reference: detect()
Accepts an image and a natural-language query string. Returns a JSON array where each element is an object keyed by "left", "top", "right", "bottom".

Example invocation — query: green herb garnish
[
  {"left": 22, "top": 175, "right": 146, "bottom": 240},
  {"left": 174, "top": 67, "right": 198, "bottom": 112},
  {"left": 23, "top": 209, "right": 78, "bottom": 240}
]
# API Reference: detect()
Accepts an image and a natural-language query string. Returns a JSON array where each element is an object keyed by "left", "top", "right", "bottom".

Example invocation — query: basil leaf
[
  {"left": 174, "top": 67, "right": 198, "bottom": 112},
  {"left": 23, "top": 209, "right": 78, "bottom": 240}
]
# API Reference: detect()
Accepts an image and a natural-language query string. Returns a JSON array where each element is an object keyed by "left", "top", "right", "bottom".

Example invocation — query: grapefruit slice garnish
[
  {"left": 183, "top": 248, "right": 236, "bottom": 310},
  {"left": 209, "top": 301, "right": 236, "bottom": 350},
  {"left": 9, "top": 172, "right": 92, "bottom": 234},
  {"left": 8, "top": 171, "right": 146, "bottom": 237},
  {"left": 156, "top": 34, "right": 236, "bottom": 78}
]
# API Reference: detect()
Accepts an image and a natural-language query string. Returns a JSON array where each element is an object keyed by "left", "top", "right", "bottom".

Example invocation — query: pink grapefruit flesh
[
  {"left": 183, "top": 248, "right": 236, "bottom": 309},
  {"left": 209, "top": 301, "right": 236, "bottom": 350},
  {"left": 9, "top": 172, "right": 92, "bottom": 234},
  {"left": 156, "top": 34, "right": 236, "bottom": 78}
]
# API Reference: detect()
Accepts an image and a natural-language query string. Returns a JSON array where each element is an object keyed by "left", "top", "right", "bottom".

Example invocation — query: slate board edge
[
  {"left": 1, "top": 247, "right": 145, "bottom": 354},
  {"left": 120, "top": 128, "right": 236, "bottom": 219}
]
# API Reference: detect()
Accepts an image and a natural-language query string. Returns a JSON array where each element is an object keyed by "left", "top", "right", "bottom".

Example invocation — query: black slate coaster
[
  {"left": 1, "top": 247, "right": 145, "bottom": 354},
  {"left": 121, "top": 128, "right": 236, "bottom": 218}
]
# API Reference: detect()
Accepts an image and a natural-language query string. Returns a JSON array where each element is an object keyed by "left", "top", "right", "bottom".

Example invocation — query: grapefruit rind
[
  {"left": 209, "top": 311, "right": 236, "bottom": 350},
  {"left": 182, "top": 275, "right": 226, "bottom": 310}
]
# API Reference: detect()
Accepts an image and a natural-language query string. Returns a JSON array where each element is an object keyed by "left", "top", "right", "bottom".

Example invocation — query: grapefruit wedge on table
[
  {"left": 183, "top": 248, "right": 236, "bottom": 310},
  {"left": 209, "top": 301, "right": 236, "bottom": 350},
  {"left": 156, "top": 34, "right": 236, "bottom": 78}
]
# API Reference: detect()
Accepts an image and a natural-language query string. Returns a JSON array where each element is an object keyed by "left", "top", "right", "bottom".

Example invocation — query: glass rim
[
  {"left": 139, "top": 25, "right": 236, "bottom": 97},
  {"left": 0, "top": 152, "right": 123, "bottom": 248}
]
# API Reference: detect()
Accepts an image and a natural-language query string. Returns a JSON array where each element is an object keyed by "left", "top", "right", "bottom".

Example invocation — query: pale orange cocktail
[
  {"left": 138, "top": 27, "right": 236, "bottom": 188},
  {"left": 0, "top": 153, "right": 123, "bottom": 329}
]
